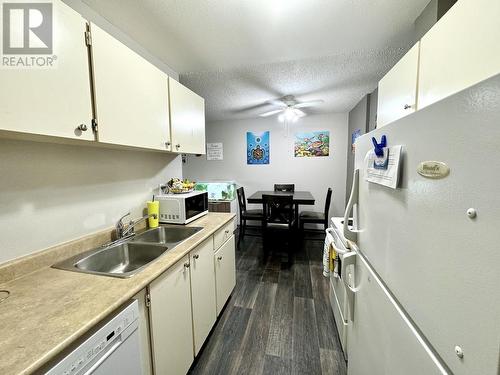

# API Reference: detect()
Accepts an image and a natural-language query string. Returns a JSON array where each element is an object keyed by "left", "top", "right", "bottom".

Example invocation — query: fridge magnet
[
  {"left": 351, "top": 129, "right": 361, "bottom": 154},
  {"left": 247, "top": 131, "right": 270, "bottom": 164},
  {"left": 371, "top": 135, "right": 389, "bottom": 169},
  {"left": 294, "top": 131, "right": 330, "bottom": 157},
  {"left": 365, "top": 145, "right": 402, "bottom": 189}
]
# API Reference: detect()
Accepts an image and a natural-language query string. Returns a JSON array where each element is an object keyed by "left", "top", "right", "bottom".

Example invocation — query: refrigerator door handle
[{"left": 344, "top": 169, "right": 361, "bottom": 241}]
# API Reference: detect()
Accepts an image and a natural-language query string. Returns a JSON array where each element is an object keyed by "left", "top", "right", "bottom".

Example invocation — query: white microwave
[{"left": 156, "top": 191, "right": 208, "bottom": 224}]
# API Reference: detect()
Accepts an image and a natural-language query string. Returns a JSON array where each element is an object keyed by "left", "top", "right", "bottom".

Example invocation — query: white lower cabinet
[
  {"left": 214, "top": 235, "right": 236, "bottom": 316},
  {"left": 189, "top": 238, "right": 217, "bottom": 355},
  {"left": 148, "top": 255, "right": 194, "bottom": 375},
  {"left": 133, "top": 289, "right": 153, "bottom": 375},
  {"left": 147, "top": 222, "right": 236, "bottom": 374}
]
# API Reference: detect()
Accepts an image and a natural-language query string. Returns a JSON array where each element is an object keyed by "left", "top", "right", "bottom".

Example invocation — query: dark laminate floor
[{"left": 188, "top": 230, "right": 348, "bottom": 375}]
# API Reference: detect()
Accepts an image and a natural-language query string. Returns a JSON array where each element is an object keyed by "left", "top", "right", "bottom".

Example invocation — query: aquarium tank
[{"left": 195, "top": 181, "right": 237, "bottom": 201}]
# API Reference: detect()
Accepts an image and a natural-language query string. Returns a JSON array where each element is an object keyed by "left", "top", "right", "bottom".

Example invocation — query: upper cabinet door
[
  {"left": 377, "top": 43, "right": 420, "bottom": 128},
  {"left": 169, "top": 78, "right": 206, "bottom": 154},
  {"left": 0, "top": 0, "right": 93, "bottom": 141},
  {"left": 90, "top": 24, "right": 171, "bottom": 151},
  {"left": 418, "top": 0, "right": 500, "bottom": 109}
]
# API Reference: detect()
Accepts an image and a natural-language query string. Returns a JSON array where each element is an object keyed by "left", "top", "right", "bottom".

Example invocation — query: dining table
[{"left": 246, "top": 190, "right": 315, "bottom": 227}]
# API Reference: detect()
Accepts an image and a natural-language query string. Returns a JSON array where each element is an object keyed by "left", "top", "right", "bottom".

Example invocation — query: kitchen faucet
[{"left": 116, "top": 212, "right": 158, "bottom": 239}]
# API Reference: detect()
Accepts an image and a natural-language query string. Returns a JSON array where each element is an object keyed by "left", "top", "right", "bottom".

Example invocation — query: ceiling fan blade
[
  {"left": 293, "top": 109, "right": 306, "bottom": 117},
  {"left": 294, "top": 100, "right": 325, "bottom": 108},
  {"left": 265, "top": 99, "right": 288, "bottom": 108},
  {"left": 259, "top": 109, "right": 284, "bottom": 117}
]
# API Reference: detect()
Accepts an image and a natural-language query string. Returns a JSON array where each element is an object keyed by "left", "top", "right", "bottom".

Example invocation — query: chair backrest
[
  {"left": 324, "top": 188, "right": 333, "bottom": 219},
  {"left": 236, "top": 187, "right": 247, "bottom": 213},
  {"left": 262, "top": 194, "right": 294, "bottom": 226},
  {"left": 274, "top": 184, "right": 295, "bottom": 192}
]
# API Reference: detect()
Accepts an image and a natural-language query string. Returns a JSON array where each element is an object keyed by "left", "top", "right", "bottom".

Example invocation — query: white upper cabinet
[
  {"left": 169, "top": 78, "right": 206, "bottom": 154},
  {"left": 0, "top": 0, "right": 93, "bottom": 141},
  {"left": 90, "top": 23, "right": 171, "bottom": 151},
  {"left": 418, "top": 0, "right": 500, "bottom": 109},
  {"left": 377, "top": 43, "right": 420, "bottom": 128}
]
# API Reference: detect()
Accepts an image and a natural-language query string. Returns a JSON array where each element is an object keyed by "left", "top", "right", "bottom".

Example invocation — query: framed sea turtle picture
[
  {"left": 247, "top": 131, "right": 270, "bottom": 164},
  {"left": 294, "top": 131, "right": 330, "bottom": 157}
]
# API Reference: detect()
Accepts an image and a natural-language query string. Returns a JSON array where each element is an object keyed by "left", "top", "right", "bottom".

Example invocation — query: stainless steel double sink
[{"left": 53, "top": 226, "right": 203, "bottom": 278}]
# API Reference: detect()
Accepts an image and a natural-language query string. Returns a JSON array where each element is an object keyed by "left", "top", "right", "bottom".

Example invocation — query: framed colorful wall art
[
  {"left": 294, "top": 131, "right": 330, "bottom": 157},
  {"left": 247, "top": 131, "right": 270, "bottom": 164}
]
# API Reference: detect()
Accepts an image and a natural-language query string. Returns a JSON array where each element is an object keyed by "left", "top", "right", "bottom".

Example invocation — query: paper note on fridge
[{"left": 365, "top": 145, "right": 402, "bottom": 189}]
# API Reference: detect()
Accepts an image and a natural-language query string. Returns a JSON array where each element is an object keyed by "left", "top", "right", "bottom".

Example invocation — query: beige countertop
[{"left": 0, "top": 212, "right": 235, "bottom": 375}]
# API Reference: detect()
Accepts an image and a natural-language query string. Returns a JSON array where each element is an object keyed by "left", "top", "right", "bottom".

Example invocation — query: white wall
[
  {"left": 0, "top": 139, "right": 182, "bottom": 264},
  {"left": 183, "top": 113, "right": 348, "bottom": 218}
]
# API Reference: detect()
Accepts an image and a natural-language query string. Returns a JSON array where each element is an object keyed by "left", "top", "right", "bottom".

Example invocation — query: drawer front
[
  {"left": 213, "top": 218, "right": 236, "bottom": 250},
  {"left": 214, "top": 235, "right": 236, "bottom": 315}
]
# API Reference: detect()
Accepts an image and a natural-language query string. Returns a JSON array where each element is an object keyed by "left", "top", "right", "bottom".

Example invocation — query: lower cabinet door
[
  {"left": 214, "top": 235, "right": 236, "bottom": 316},
  {"left": 190, "top": 238, "right": 217, "bottom": 355},
  {"left": 149, "top": 256, "right": 193, "bottom": 375}
]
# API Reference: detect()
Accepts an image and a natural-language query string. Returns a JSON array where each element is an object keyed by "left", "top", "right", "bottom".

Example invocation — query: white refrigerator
[{"left": 342, "top": 74, "right": 500, "bottom": 375}]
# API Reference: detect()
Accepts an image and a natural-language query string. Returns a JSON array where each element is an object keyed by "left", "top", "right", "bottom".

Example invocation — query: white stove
[
  {"left": 328, "top": 216, "right": 355, "bottom": 360},
  {"left": 330, "top": 217, "right": 353, "bottom": 249}
]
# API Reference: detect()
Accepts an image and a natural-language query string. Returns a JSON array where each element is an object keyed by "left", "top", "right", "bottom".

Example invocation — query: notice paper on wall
[
  {"left": 206, "top": 143, "right": 223, "bottom": 160},
  {"left": 365, "top": 145, "right": 402, "bottom": 189}
]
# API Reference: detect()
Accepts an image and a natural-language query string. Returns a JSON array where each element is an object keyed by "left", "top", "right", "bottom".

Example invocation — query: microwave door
[{"left": 185, "top": 193, "right": 207, "bottom": 220}]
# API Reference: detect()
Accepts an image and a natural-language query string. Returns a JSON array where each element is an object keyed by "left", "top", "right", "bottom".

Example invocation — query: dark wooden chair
[
  {"left": 236, "top": 187, "right": 263, "bottom": 248},
  {"left": 262, "top": 194, "right": 296, "bottom": 263},
  {"left": 299, "top": 188, "right": 333, "bottom": 231},
  {"left": 273, "top": 184, "right": 295, "bottom": 192}
]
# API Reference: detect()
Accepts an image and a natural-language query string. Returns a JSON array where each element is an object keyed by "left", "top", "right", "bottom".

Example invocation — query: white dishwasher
[{"left": 45, "top": 300, "right": 143, "bottom": 375}]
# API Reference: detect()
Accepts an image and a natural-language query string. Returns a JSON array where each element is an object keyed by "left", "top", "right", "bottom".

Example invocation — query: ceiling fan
[{"left": 259, "top": 95, "right": 324, "bottom": 122}]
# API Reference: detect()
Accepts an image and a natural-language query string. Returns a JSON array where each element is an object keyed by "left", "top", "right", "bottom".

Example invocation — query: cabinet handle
[
  {"left": 403, "top": 104, "right": 412, "bottom": 110},
  {"left": 225, "top": 229, "right": 230, "bottom": 234},
  {"left": 184, "top": 262, "right": 190, "bottom": 268},
  {"left": 193, "top": 254, "right": 199, "bottom": 260},
  {"left": 217, "top": 256, "right": 223, "bottom": 261},
  {"left": 77, "top": 124, "right": 88, "bottom": 131},
  {"left": 165, "top": 141, "right": 171, "bottom": 147},
  {"left": 175, "top": 144, "right": 181, "bottom": 149}
]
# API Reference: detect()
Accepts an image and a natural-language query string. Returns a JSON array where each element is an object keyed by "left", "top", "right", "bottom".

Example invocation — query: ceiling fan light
[{"left": 284, "top": 107, "right": 296, "bottom": 121}]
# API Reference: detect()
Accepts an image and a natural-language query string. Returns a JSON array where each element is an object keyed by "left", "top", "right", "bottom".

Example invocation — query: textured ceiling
[{"left": 81, "top": 0, "right": 430, "bottom": 121}]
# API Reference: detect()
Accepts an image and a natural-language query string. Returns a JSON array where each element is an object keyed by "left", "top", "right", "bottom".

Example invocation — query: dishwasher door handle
[{"left": 82, "top": 339, "right": 123, "bottom": 375}]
